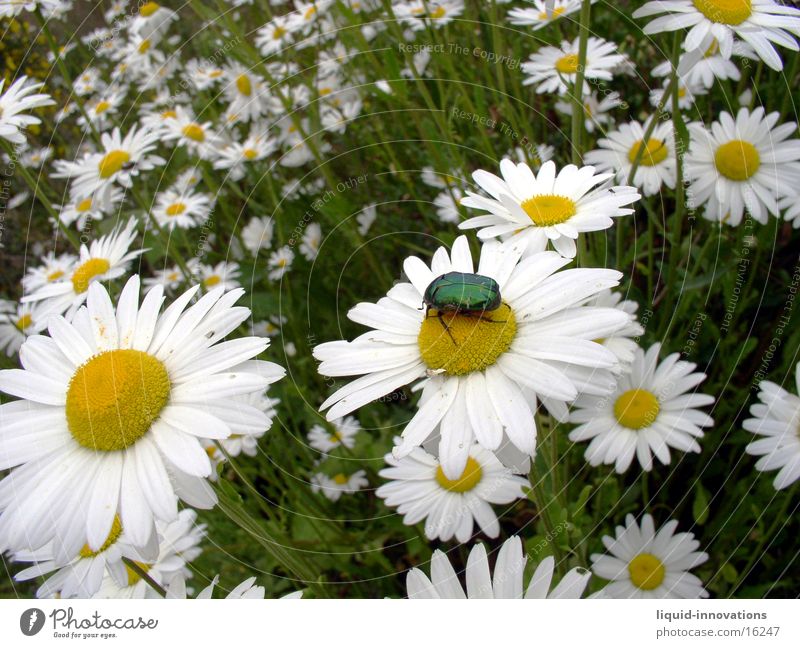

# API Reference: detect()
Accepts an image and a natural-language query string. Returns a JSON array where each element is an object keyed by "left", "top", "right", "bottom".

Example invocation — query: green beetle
[{"left": 422, "top": 272, "right": 502, "bottom": 315}]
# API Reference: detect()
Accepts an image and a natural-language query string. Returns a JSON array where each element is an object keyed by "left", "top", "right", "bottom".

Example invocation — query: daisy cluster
[{"left": 0, "top": 0, "right": 798, "bottom": 601}]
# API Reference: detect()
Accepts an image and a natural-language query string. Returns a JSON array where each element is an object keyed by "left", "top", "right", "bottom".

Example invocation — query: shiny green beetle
[{"left": 422, "top": 272, "right": 502, "bottom": 314}]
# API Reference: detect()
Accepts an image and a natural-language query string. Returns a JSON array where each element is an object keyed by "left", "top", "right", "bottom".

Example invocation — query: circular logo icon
[{"left": 20, "top": 608, "right": 45, "bottom": 636}]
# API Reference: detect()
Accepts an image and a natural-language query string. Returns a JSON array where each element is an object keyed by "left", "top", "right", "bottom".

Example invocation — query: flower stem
[
  {"left": 570, "top": 0, "right": 592, "bottom": 166},
  {"left": 121, "top": 557, "right": 167, "bottom": 598}
]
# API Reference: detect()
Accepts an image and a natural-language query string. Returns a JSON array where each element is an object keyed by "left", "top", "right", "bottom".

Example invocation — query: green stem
[
  {"left": 121, "top": 557, "right": 167, "bottom": 598},
  {"left": 731, "top": 483, "right": 798, "bottom": 595},
  {"left": 570, "top": 0, "right": 592, "bottom": 166}
]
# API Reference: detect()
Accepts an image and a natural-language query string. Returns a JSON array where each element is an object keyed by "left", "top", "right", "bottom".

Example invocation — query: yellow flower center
[
  {"left": 47, "top": 269, "right": 65, "bottom": 282},
  {"left": 628, "top": 553, "right": 666, "bottom": 590},
  {"left": 71, "top": 258, "right": 111, "bottom": 294},
  {"left": 430, "top": 6, "right": 446, "bottom": 19},
  {"left": 715, "top": 139, "right": 760, "bottom": 181},
  {"left": 79, "top": 516, "right": 122, "bottom": 558},
  {"left": 77, "top": 198, "right": 93, "bottom": 212},
  {"left": 15, "top": 313, "right": 32, "bottom": 331},
  {"left": 203, "top": 275, "right": 221, "bottom": 287},
  {"left": 273, "top": 26, "right": 287, "bottom": 39},
  {"left": 555, "top": 53, "right": 579, "bottom": 74},
  {"left": 418, "top": 304, "right": 516, "bottom": 376},
  {"left": 140, "top": 2, "right": 160, "bottom": 17},
  {"left": 614, "top": 389, "right": 660, "bottom": 430},
  {"left": 65, "top": 349, "right": 171, "bottom": 452},
  {"left": 693, "top": 0, "right": 751, "bottom": 25},
  {"left": 95, "top": 100, "right": 111, "bottom": 114},
  {"left": 627, "top": 138, "right": 669, "bottom": 167},
  {"left": 243, "top": 148, "right": 258, "bottom": 160},
  {"left": 332, "top": 473, "right": 349, "bottom": 485},
  {"left": 236, "top": 73, "right": 252, "bottom": 96},
  {"left": 138, "top": 39, "right": 151, "bottom": 54},
  {"left": 125, "top": 561, "right": 152, "bottom": 586},
  {"left": 677, "top": 86, "right": 687, "bottom": 98},
  {"left": 538, "top": 6, "right": 566, "bottom": 20},
  {"left": 97, "top": 150, "right": 130, "bottom": 179},
  {"left": 435, "top": 456, "right": 483, "bottom": 492},
  {"left": 520, "top": 194, "right": 576, "bottom": 226},
  {"left": 161, "top": 109, "right": 177, "bottom": 119},
  {"left": 182, "top": 123, "right": 205, "bottom": 142},
  {"left": 209, "top": 70, "right": 223, "bottom": 78},
  {"left": 165, "top": 202, "right": 186, "bottom": 216},
  {"left": 304, "top": 5, "right": 317, "bottom": 19}
]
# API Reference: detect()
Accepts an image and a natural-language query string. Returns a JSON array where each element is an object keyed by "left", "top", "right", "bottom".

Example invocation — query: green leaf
[{"left": 692, "top": 483, "right": 709, "bottom": 525}]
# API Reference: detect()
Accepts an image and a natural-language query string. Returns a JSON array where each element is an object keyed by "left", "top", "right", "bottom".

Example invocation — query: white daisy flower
[
  {"left": 19, "top": 145, "right": 52, "bottom": 168},
  {"left": 213, "top": 390, "right": 279, "bottom": 458},
  {"left": 78, "top": 91, "right": 124, "bottom": 131},
  {"left": 130, "top": 1, "right": 178, "bottom": 43},
  {"left": 633, "top": 0, "right": 800, "bottom": 71},
  {"left": 251, "top": 315, "right": 287, "bottom": 338},
  {"left": 743, "top": 363, "right": 800, "bottom": 490},
  {"left": 314, "top": 236, "right": 630, "bottom": 478},
  {"left": 21, "top": 252, "right": 77, "bottom": 294},
  {"left": 311, "top": 470, "right": 368, "bottom": 501},
  {"left": 222, "top": 64, "right": 269, "bottom": 123},
  {"left": 268, "top": 246, "right": 295, "bottom": 280},
  {"left": 407, "top": 536, "right": 591, "bottom": 598},
  {"left": 52, "top": 125, "right": 165, "bottom": 204},
  {"left": 0, "top": 301, "right": 49, "bottom": 357},
  {"left": 569, "top": 343, "right": 714, "bottom": 473},
  {"left": 0, "top": 0, "right": 61, "bottom": 18},
  {"left": 649, "top": 77, "right": 707, "bottom": 111},
  {"left": 421, "top": 166, "right": 463, "bottom": 190},
  {"left": 185, "top": 59, "right": 226, "bottom": 91},
  {"left": 0, "top": 75, "right": 55, "bottom": 144},
  {"left": 591, "top": 513, "right": 709, "bottom": 598},
  {"left": 0, "top": 276, "right": 284, "bottom": 554},
  {"left": 357, "top": 203, "right": 377, "bottom": 236},
  {"left": 167, "top": 573, "right": 303, "bottom": 599},
  {"left": 685, "top": 107, "right": 800, "bottom": 225},
  {"left": 394, "top": 0, "right": 465, "bottom": 31},
  {"left": 582, "top": 290, "right": 644, "bottom": 366},
  {"left": 213, "top": 132, "right": 278, "bottom": 181},
  {"left": 143, "top": 265, "right": 184, "bottom": 293},
  {"left": 196, "top": 575, "right": 265, "bottom": 599},
  {"left": 321, "top": 100, "right": 363, "bottom": 134},
  {"left": 21, "top": 218, "right": 144, "bottom": 318},
  {"left": 162, "top": 107, "right": 224, "bottom": 160},
  {"left": 522, "top": 37, "right": 629, "bottom": 95},
  {"left": 190, "top": 260, "right": 242, "bottom": 291},
  {"left": 12, "top": 514, "right": 157, "bottom": 599},
  {"left": 555, "top": 91, "right": 623, "bottom": 133},
  {"left": 300, "top": 222, "right": 322, "bottom": 261},
  {"left": 57, "top": 187, "right": 125, "bottom": 230},
  {"left": 73, "top": 67, "right": 105, "bottom": 96},
  {"left": 652, "top": 39, "right": 742, "bottom": 89},
  {"left": 255, "top": 15, "right": 294, "bottom": 56},
  {"left": 377, "top": 444, "right": 528, "bottom": 543},
  {"left": 585, "top": 119, "right": 677, "bottom": 197},
  {"left": 433, "top": 188, "right": 463, "bottom": 224},
  {"left": 307, "top": 415, "right": 360, "bottom": 453},
  {"left": 507, "top": 0, "right": 581, "bottom": 30},
  {"left": 459, "top": 159, "right": 640, "bottom": 258},
  {"left": 93, "top": 509, "right": 206, "bottom": 599},
  {"left": 241, "top": 216, "right": 275, "bottom": 256},
  {"left": 288, "top": 0, "right": 333, "bottom": 35},
  {"left": 152, "top": 188, "right": 214, "bottom": 230}
]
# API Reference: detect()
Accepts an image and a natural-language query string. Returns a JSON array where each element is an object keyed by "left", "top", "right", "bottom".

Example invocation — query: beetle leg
[{"left": 437, "top": 312, "right": 457, "bottom": 344}]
